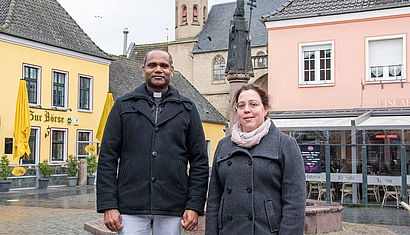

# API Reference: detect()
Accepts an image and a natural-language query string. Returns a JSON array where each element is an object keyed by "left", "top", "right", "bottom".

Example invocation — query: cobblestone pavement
[{"left": 0, "top": 186, "right": 410, "bottom": 234}]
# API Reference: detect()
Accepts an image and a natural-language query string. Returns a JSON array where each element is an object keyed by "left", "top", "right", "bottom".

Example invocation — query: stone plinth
[{"left": 305, "top": 199, "right": 343, "bottom": 234}]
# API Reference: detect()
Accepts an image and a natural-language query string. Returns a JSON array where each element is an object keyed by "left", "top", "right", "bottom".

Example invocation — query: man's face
[{"left": 142, "top": 51, "right": 174, "bottom": 91}]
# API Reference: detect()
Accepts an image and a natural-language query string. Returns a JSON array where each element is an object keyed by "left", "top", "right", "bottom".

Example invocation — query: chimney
[{"left": 123, "top": 27, "right": 129, "bottom": 56}]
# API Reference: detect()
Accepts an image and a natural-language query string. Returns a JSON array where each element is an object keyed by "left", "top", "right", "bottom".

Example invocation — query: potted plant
[
  {"left": 38, "top": 160, "right": 55, "bottom": 189},
  {"left": 0, "top": 155, "right": 12, "bottom": 192},
  {"left": 66, "top": 155, "right": 78, "bottom": 187},
  {"left": 86, "top": 154, "right": 97, "bottom": 185}
]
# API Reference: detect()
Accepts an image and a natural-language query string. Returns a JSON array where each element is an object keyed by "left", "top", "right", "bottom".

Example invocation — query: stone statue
[{"left": 225, "top": 0, "right": 253, "bottom": 76}]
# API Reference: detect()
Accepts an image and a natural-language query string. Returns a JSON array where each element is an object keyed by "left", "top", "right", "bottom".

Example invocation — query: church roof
[
  {"left": 109, "top": 55, "right": 226, "bottom": 124},
  {"left": 262, "top": 0, "right": 410, "bottom": 22},
  {"left": 193, "top": 0, "right": 288, "bottom": 53},
  {"left": 0, "top": 0, "right": 109, "bottom": 59}
]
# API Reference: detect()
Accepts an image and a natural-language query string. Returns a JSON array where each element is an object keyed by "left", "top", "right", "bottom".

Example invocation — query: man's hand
[
  {"left": 181, "top": 209, "right": 198, "bottom": 231},
  {"left": 104, "top": 209, "right": 123, "bottom": 232}
]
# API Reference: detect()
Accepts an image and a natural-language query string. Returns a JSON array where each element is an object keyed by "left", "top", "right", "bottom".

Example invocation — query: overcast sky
[{"left": 57, "top": 0, "right": 234, "bottom": 55}]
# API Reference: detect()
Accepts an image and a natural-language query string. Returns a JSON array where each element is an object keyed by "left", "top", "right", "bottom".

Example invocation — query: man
[{"left": 97, "top": 50, "right": 209, "bottom": 234}]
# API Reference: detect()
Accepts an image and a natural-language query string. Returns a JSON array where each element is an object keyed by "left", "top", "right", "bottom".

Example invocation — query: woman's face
[{"left": 236, "top": 89, "right": 268, "bottom": 133}]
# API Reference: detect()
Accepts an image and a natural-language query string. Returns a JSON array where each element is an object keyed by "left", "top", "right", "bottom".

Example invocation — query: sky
[{"left": 57, "top": 0, "right": 234, "bottom": 55}]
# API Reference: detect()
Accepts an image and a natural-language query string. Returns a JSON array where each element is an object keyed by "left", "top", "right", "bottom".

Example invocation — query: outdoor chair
[
  {"left": 367, "top": 184, "right": 380, "bottom": 203},
  {"left": 341, "top": 182, "right": 360, "bottom": 204},
  {"left": 307, "top": 181, "right": 321, "bottom": 199},
  {"left": 381, "top": 184, "right": 401, "bottom": 207},
  {"left": 318, "top": 182, "right": 336, "bottom": 202}
]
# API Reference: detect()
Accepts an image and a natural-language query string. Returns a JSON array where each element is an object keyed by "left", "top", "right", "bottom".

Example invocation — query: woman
[{"left": 205, "top": 84, "right": 306, "bottom": 235}]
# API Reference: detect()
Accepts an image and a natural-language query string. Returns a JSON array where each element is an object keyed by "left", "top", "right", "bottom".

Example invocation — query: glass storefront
[{"left": 284, "top": 129, "right": 410, "bottom": 206}]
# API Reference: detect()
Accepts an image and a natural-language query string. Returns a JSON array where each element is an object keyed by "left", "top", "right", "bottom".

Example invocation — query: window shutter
[{"left": 369, "top": 38, "right": 403, "bottom": 67}]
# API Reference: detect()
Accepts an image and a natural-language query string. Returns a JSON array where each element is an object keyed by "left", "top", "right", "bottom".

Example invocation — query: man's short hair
[{"left": 142, "top": 49, "right": 173, "bottom": 67}]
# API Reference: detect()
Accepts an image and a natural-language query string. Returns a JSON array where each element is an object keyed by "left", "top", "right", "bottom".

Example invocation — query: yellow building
[{"left": 0, "top": 0, "right": 111, "bottom": 168}]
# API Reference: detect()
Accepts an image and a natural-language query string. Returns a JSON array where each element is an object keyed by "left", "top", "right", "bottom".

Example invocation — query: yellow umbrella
[
  {"left": 13, "top": 79, "right": 31, "bottom": 160},
  {"left": 96, "top": 92, "right": 114, "bottom": 142}
]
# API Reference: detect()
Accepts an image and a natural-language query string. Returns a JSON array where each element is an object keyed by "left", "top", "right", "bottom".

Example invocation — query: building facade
[
  {"left": 263, "top": 0, "right": 410, "bottom": 205},
  {"left": 0, "top": 0, "right": 110, "bottom": 187}
]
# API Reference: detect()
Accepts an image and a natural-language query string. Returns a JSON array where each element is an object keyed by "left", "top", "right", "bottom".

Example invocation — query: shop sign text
[{"left": 30, "top": 110, "right": 64, "bottom": 123}]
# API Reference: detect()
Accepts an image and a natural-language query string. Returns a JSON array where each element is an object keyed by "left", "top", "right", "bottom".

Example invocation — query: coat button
[
  {"left": 248, "top": 215, "right": 253, "bottom": 220},
  {"left": 151, "top": 177, "right": 156, "bottom": 183},
  {"left": 227, "top": 161, "right": 232, "bottom": 166},
  {"left": 228, "top": 215, "right": 233, "bottom": 220},
  {"left": 248, "top": 160, "right": 252, "bottom": 166},
  {"left": 152, "top": 151, "right": 158, "bottom": 157},
  {"left": 246, "top": 187, "right": 252, "bottom": 193},
  {"left": 226, "top": 187, "right": 232, "bottom": 194},
  {"left": 154, "top": 127, "right": 159, "bottom": 132}
]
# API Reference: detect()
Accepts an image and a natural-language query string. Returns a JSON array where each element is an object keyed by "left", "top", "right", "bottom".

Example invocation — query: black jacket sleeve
[
  {"left": 96, "top": 100, "right": 123, "bottom": 213},
  {"left": 185, "top": 102, "right": 209, "bottom": 215}
]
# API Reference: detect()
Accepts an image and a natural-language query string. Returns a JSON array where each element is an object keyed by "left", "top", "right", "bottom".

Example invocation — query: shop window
[
  {"left": 213, "top": 54, "right": 226, "bottom": 82},
  {"left": 366, "top": 35, "right": 405, "bottom": 82},
  {"left": 23, "top": 65, "right": 41, "bottom": 105},
  {"left": 4, "top": 138, "right": 13, "bottom": 154},
  {"left": 52, "top": 71, "right": 68, "bottom": 108},
  {"left": 79, "top": 76, "right": 92, "bottom": 111},
  {"left": 51, "top": 129, "right": 67, "bottom": 162},
  {"left": 77, "top": 130, "right": 92, "bottom": 159},
  {"left": 299, "top": 42, "right": 334, "bottom": 86}
]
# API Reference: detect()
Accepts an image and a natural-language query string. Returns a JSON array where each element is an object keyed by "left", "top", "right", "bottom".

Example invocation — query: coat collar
[
  {"left": 123, "top": 83, "right": 183, "bottom": 103},
  {"left": 218, "top": 124, "right": 280, "bottom": 162}
]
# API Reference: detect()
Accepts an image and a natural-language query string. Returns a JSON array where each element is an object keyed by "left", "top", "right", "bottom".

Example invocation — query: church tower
[{"left": 175, "top": 0, "right": 208, "bottom": 40}]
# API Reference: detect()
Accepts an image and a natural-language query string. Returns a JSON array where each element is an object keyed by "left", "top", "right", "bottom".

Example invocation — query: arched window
[
  {"left": 213, "top": 55, "right": 226, "bottom": 81},
  {"left": 193, "top": 5, "right": 198, "bottom": 23},
  {"left": 256, "top": 51, "right": 267, "bottom": 68},
  {"left": 181, "top": 5, "right": 187, "bottom": 25},
  {"left": 203, "top": 6, "right": 207, "bottom": 26},
  {"left": 175, "top": 7, "right": 178, "bottom": 27}
]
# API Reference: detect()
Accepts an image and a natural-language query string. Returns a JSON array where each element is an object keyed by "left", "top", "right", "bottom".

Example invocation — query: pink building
[{"left": 263, "top": 0, "right": 410, "bottom": 206}]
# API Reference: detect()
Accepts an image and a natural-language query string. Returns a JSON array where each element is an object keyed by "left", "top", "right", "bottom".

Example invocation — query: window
[
  {"left": 193, "top": 5, "right": 198, "bottom": 23},
  {"left": 203, "top": 6, "right": 207, "bottom": 26},
  {"left": 299, "top": 42, "right": 334, "bottom": 85},
  {"left": 366, "top": 35, "right": 406, "bottom": 82},
  {"left": 51, "top": 129, "right": 67, "bottom": 162},
  {"left": 255, "top": 51, "right": 267, "bottom": 68},
  {"left": 52, "top": 71, "right": 67, "bottom": 108},
  {"left": 22, "top": 128, "right": 39, "bottom": 164},
  {"left": 4, "top": 138, "right": 13, "bottom": 154},
  {"left": 175, "top": 7, "right": 178, "bottom": 27},
  {"left": 213, "top": 54, "right": 226, "bottom": 81},
  {"left": 79, "top": 76, "right": 92, "bottom": 111},
  {"left": 23, "top": 65, "right": 40, "bottom": 105},
  {"left": 181, "top": 5, "right": 187, "bottom": 25},
  {"left": 77, "top": 130, "right": 92, "bottom": 159}
]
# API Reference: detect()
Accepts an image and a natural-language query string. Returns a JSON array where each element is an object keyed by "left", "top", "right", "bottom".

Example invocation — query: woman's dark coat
[{"left": 205, "top": 124, "right": 306, "bottom": 235}]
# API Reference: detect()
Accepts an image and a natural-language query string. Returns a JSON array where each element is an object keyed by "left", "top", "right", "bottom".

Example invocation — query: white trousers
[{"left": 118, "top": 214, "right": 182, "bottom": 235}]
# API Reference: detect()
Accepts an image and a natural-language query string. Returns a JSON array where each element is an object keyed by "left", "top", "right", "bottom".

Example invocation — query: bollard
[{"left": 78, "top": 159, "right": 87, "bottom": 186}]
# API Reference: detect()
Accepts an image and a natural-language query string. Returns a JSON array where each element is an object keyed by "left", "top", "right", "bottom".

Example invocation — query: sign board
[{"left": 301, "top": 145, "right": 321, "bottom": 173}]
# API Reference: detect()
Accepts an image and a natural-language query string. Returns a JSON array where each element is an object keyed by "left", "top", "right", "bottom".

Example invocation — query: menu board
[{"left": 301, "top": 145, "right": 321, "bottom": 173}]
